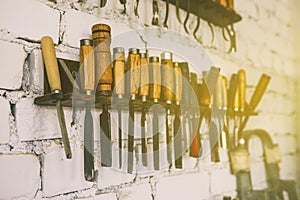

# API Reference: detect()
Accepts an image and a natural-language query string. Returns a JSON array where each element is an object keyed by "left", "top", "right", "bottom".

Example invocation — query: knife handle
[
  {"left": 41, "top": 36, "right": 61, "bottom": 92},
  {"left": 80, "top": 39, "right": 95, "bottom": 92},
  {"left": 113, "top": 47, "right": 125, "bottom": 96},
  {"left": 228, "top": 74, "right": 239, "bottom": 110},
  {"left": 128, "top": 48, "right": 141, "bottom": 98},
  {"left": 149, "top": 56, "right": 161, "bottom": 101},
  {"left": 173, "top": 62, "right": 182, "bottom": 104},
  {"left": 92, "top": 24, "right": 112, "bottom": 93},
  {"left": 139, "top": 52, "right": 149, "bottom": 99},
  {"left": 161, "top": 52, "right": 174, "bottom": 102},
  {"left": 238, "top": 69, "right": 246, "bottom": 111},
  {"left": 249, "top": 74, "right": 271, "bottom": 110}
]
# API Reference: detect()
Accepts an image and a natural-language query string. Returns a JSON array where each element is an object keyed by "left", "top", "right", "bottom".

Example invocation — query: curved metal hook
[
  {"left": 193, "top": 16, "right": 200, "bottom": 41},
  {"left": 176, "top": 0, "right": 182, "bottom": 24},
  {"left": 134, "top": 0, "right": 139, "bottom": 17},
  {"left": 119, "top": 0, "right": 126, "bottom": 14},
  {"left": 208, "top": 22, "right": 214, "bottom": 44},
  {"left": 163, "top": 0, "right": 169, "bottom": 28},
  {"left": 152, "top": 0, "right": 159, "bottom": 26},
  {"left": 183, "top": 0, "right": 191, "bottom": 34},
  {"left": 222, "top": 27, "right": 228, "bottom": 42}
]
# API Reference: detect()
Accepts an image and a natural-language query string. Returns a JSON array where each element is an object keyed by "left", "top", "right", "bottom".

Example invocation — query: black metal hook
[{"left": 183, "top": 0, "right": 191, "bottom": 34}]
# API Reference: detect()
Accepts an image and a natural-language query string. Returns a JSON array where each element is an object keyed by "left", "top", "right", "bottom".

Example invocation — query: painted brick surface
[
  {"left": 0, "top": 96, "right": 10, "bottom": 144},
  {"left": 0, "top": 154, "right": 40, "bottom": 199},
  {"left": 119, "top": 183, "right": 152, "bottom": 200},
  {"left": 0, "top": 40, "right": 27, "bottom": 90}
]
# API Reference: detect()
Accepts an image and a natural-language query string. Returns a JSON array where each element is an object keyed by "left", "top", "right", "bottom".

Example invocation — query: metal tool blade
[
  {"left": 141, "top": 106, "right": 148, "bottom": 167},
  {"left": 153, "top": 109, "right": 159, "bottom": 170},
  {"left": 100, "top": 104, "right": 112, "bottom": 167},
  {"left": 118, "top": 107, "right": 122, "bottom": 169},
  {"left": 128, "top": 100, "right": 134, "bottom": 173},
  {"left": 56, "top": 100, "right": 72, "bottom": 159},
  {"left": 166, "top": 107, "right": 172, "bottom": 167},
  {"left": 174, "top": 110, "right": 182, "bottom": 168},
  {"left": 84, "top": 103, "right": 94, "bottom": 181}
]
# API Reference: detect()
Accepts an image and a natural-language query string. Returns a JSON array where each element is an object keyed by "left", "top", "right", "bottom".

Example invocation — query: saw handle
[
  {"left": 249, "top": 74, "right": 271, "bottom": 110},
  {"left": 41, "top": 36, "right": 61, "bottom": 92}
]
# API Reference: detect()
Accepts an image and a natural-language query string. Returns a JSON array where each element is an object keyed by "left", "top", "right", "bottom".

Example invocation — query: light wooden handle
[
  {"left": 80, "top": 40, "right": 95, "bottom": 92},
  {"left": 139, "top": 55, "right": 149, "bottom": 97},
  {"left": 173, "top": 62, "right": 182, "bottom": 103},
  {"left": 129, "top": 53, "right": 141, "bottom": 95},
  {"left": 228, "top": 74, "right": 239, "bottom": 110},
  {"left": 215, "top": 75, "right": 223, "bottom": 108},
  {"left": 179, "top": 62, "right": 190, "bottom": 106},
  {"left": 149, "top": 57, "right": 161, "bottom": 100},
  {"left": 238, "top": 69, "right": 246, "bottom": 111},
  {"left": 113, "top": 48, "right": 125, "bottom": 95},
  {"left": 161, "top": 55, "right": 174, "bottom": 102},
  {"left": 233, "top": 85, "right": 239, "bottom": 110},
  {"left": 221, "top": 75, "right": 228, "bottom": 108},
  {"left": 41, "top": 36, "right": 61, "bottom": 92},
  {"left": 250, "top": 74, "right": 271, "bottom": 109},
  {"left": 200, "top": 80, "right": 211, "bottom": 106}
]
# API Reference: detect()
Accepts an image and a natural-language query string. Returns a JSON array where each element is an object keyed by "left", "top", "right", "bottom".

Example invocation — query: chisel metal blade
[
  {"left": 84, "top": 103, "right": 94, "bottom": 181},
  {"left": 100, "top": 104, "right": 112, "bottom": 167},
  {"left": 128, "top": 100, "right": 135, "bottom": 173}
]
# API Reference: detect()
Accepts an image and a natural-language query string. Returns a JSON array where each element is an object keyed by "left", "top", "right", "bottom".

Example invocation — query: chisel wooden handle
[
  {"left": 149, "top": 56, "right": 161, "bottom": 101},
  {"left": 128, "top": 48, "right": 141, "bottom": 98},
  {"left": 113, "top": 47, "right": 125, "bottom": 96},
  {"left": 238, "top": 69, "right": 246, "bottom": 111},
  {"left": 233, "top": 83, "right": 239, "bottom": 111},
  {"left": 221, "top": 75, "right": 228, "bottom": 109},
  {"left": 173, "top": 62, "right": 182, "bottom": 104},
  {"left": 228, "top": 74, "right": 239, "bottom": 110},
  {"left": 161, "top": 52, "right": 174, "bottom": 103},
  {"left": 179, "top": 62, "right": 190, "bottom": 106},
  {"left": 92, "top": 24, "right": 112, "bottom": 94},
  {"left": 139, "top": 52, "right": 149, "bottom": 99},
  {"left": 41, "top": 36, "right": 61, "bottom": 92},
  {"left": 80, "top": 39, "right": 95, "bottom": 92},
  {"left": 215, "top": 75, "right": 224, "bottom": 109},
  {"left": 249, "top": 74, "right": 271, "bottom": 110}
]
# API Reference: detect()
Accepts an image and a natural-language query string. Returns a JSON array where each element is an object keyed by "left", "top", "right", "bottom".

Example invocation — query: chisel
[
  {"left": 80, "top": 39, "right": 95, "bottom": 181},
  {"left": 92, "top": 24, "right": 113, "bottom": 167},
  {"left": 173, "top": 62, "right": 183, "bottom": 168},
  {"left": 161, "top": 52, "right": 175, "bottom": 167},
  {"left": 239, "top": 74, "right": 271, "bottom": 132},
  {"left": 220, "top": 75, "right": 229, "bottom": 149},
  {"left": 237, "top": 69, "right": 246, "bottom": 141},
  {"left": 41, "top": 36, "right": 72, "bottom": 159},
  {"left": 113, "top": 47, "right": 125, "bottom": 169},
  {"left": 139, "top": 52, "right": 149, "bottom": 167},
  {"left": 149, "top": 56, "right": 161, "bottom": 170},
  {"left": 127, "top": 48, "right": 141, "bottom": 173}
]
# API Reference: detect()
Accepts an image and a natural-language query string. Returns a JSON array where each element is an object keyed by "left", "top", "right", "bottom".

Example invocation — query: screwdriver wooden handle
[
  {"left": 249, "top": 74, "right": 271, "bottom": 110},
  {"left": 233, "top": 85, "right": 239, "bottom": 111},
  {"left": 80, "top": 39, "right": 95, "bottom": 92},
  {"left": 228, "top": 74, "right": 239, "bottom": 110},
  {"left": 139, "top": 53, "right": 149, "bottom": 98},
  {"left": 92, "top": 24, "right": 112, "bottom": 93},
  {"left": 173, "top": 62, "right": 182, "bottom": 104},
  {"left": 221, "top": 75, "right": 228, "bottom": 109},
  {"left": 149, "top": 56, "right": 161, "bottom": 101},
  {"left": 128, "top": 48, "right": 141, "bottom": 97},
  {"left": 41, "top": 36, "right": 61, "bottom": 92},
  {"left": 238, "top": 69, "right": 246, "bottom": 111},
  {"left": 113, "top": 47, "right": 125, "bottom": 96},
  {"left": 161, "top": 52, "right": 174, "bottom": 102}
]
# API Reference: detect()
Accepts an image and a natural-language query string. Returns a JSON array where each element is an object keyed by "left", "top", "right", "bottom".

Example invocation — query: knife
[{"left": 41, "top": 36, "right": 72, "bottom": 159}]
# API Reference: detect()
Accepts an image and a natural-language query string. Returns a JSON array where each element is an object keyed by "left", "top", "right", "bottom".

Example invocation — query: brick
[
  {"left": 211, "top": 166, "right": 236, "bottom": 195},
  {"left": 156, "top": 173, "right": 210, "bottom": 200},
  {"left": 119, "top": 183, "right": 152, "bottom": 200},
  {"left": 42, "top": 148, "right": 93, "bottom": 197},
  {"left": 0, "top": 154, "right": 40, "bottom": 199},
  {"left": 272, "top": 135, "right": 297, "bottom": 155},
  {"left": 0, "top": 40, "right": 27, "bottom": 90},
  {"left": 0, "top": 0, "right": 59, "bottom": 43},
  {"left": 75, "top": 193, "right": 117, "bottom": 200},
  {"left": 250, "top": 161, "right": 268, "bottom": 190},
  {"left": 280, "top": 154, "right": 298, "bottom": 180},
  {"left": 16, "top": 97, "right": 76, "bottom": 141},
  {"left": 27, "top": 49, "right": 44, "bottom": 93},
  {"left": 0, "top": 97, "right": 10, "bottom": 144}
]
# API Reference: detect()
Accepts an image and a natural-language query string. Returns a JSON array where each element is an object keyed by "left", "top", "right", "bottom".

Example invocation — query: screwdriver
[{"left": 113, "top": 47, "right": 125, "bottom": 169}]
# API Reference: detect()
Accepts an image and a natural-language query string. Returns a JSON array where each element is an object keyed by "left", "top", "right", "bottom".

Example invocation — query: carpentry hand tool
[
  {"left": 149, "top": 56, "right": 161, "bottom": 170},
  {"left": 152, "top": 0, "right": 159, "bottom": 26},
  {"left": 80, "top": 39, "right": 95, "bottom": 181},
  {"left": 208, "top": 22, "right": 215, "bottom": 45},
  {"left": 179, "top": 62, "right": 190, "bottom": 153},
  {"left": 134, "top": 0, "right": 140, "bottom": 17},
  {"left": 119, "top": 0, "right": 126, "bottom": 14},
  {"left": 183, "top": 0, "right": 191, "bottom": 34},
  {"left": 161, "top": 52, "right": 175, "bottom": 167},
  {"left": 139, "top": 52, "right": 149, "bottom": 167},
  {"left": 92, "top": 24, "right": 113, "bottom": 167},
  {"left": 163, "top": 0, "right": 169, "bottom": 28},
  {"left": 113, "top": 47, "right": 125, "bottom": 169},
  {"left": 128, "top": 48, "right": 141, "bottom": 173},
  {"left": 220, "top": 75, "right": 229, "bottom": 149},
  {"left": 100, "top": 0, "right": 107, "bottom": 8},
  {"left": 227, "top": 74, "right": 239, "bottom": 149},
  {"left": 175, "top": 0, "right": 182, "bottom": 24},
  {"left": 239, "top": 74, "right": 271, "bottom": 133},
  {"left": 237, "top": 69, "right": 246, "bottom": 143},
  {"left": 41, "top": 36, "right": 72, "bottom": 159},
  {"left": 173, "top": 62, "right": 183, "bottom": 168},
  {"left": 226, "top": 24, "right": 237, "bottom": 53}
]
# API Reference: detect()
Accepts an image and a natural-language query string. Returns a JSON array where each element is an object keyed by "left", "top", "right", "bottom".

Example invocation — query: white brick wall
[{"left": 0, "top": 0, "right": 299, "bottom": 199}]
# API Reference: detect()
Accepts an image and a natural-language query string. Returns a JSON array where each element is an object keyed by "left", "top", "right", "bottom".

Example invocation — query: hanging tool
[
  {"left": 173, "top": 62, "right": 183, "bottom": 168},
  {"left": 139, "top": 52, "right": 149, "bottom": 167},
  {"left": 92, "top": 24, "right": 113, "bottom": 167},
  {"left": 183, "top": 0, "right": 191, "bottom": 34},
  {"left": 100, "top": 0, "right": 107, "bottom": 8},
  {"left": 41, "top": 36, "right": 72, "bottom": 159},
  {"left": 163, "top": 0, "right": 169, "bottom": 28},
  {"left": 208, "top": 22, "right": 215, "bottom": 45},
  {"left": 119, "top": 0, "right": 126, "bottom": 14},
  {"left": 175, "top": 0, "right": 182, "bottom": 24},
  {"left": 161, "top": 52, "right": 175, "bottom": 168},
  {"left": 237, "top": 69, "right": 246, "bottom": 143},
  {"left": 239, "top": 74, "right": 271, "bottom": 133},
  {"left": 179, "top": 62, "right": 190, "bottom": 153},
  {"left": 193, "top": 16, "right": 201, "bottom": 42},
  {"left": 220, "top": 75, "right": 229, "bottom": 149},
  {"left": 113, "top": 47, "right": 125, "bottom": 169},
  {"left": 226, "top": 24, "right": 237, "bottom": 53},
  {"left": 80, "top": 39, "right": 95, "bottom": 181},
  {"left": 134, "top": 0, "right": 140, "bottom": 17},
  {"left": 149, "top": 56, "right": 161, "bottom": 170},
  {"left": 127, "top": 48, "right": 141, "bottom": 173},
  {"left": 152, "top": 0, "right": 159, "bottom": 26}
]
